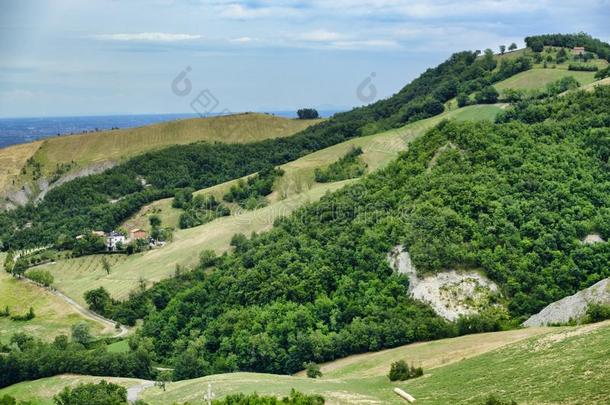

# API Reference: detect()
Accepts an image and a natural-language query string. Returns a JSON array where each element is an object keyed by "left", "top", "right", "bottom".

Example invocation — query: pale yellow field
[
  {"left": 32, "top": 113, "right": 321, "bottom": 173},
  {"left": 0, "top": 141, "right": 42, "bottom": 192},
  {"left": 0, "top": 113, "right": 320, "bottom": 205}
]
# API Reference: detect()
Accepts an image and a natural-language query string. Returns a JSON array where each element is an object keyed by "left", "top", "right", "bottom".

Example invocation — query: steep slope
[
  {"left": 0, "top": 49, "right": 533, "bottom": 251},
  {"left": 0, "top": 113, "right": 320, "bottom": 209},
  {"left": 524, "top": 278, "right": 610, "bottom": 326},
  {"left": 127, "top": 86, "right": 610, "bottom": 378},
  {"left": 33, "top": 105, "right": 502, "bottom": 306}
]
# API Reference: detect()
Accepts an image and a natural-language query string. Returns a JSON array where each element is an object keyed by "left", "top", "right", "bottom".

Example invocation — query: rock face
[
  {"left": 523, "top": 278, "right": 610, "bottom": 327},
  {"left": 582, "top": 234, "right": 606, "bottom": 245},
  {"left": 387, "top": 245, "right": 501, "bottom": 321}
]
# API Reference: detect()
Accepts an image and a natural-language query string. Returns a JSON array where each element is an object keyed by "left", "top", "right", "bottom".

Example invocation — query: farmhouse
[
  {"left": 130, "top": 228, "right": 148, "bottom": 240},
  {"left": 106, "top": 231, "right": 126, "bottom": 251},
  {"left": 572, "top": 46, "right": 585, "bottom": 55}
]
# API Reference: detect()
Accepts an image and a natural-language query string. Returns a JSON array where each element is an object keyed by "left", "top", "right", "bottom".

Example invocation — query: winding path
[
  {"left": 21, "top": 277, "right": 129, "bottom": 338},
  {"left": 127, "top": 381, "right": 155, "bottom": 403}
]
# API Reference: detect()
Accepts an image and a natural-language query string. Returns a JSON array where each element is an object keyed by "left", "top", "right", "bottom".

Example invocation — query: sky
[{"left": 0, "top": 0, "right": 609, "bottom": 118}]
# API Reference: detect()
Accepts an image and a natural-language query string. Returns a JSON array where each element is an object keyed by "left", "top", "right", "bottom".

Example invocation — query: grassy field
[
  {"left": 494, "top": 68, "right": 599, "bottom": 94},
  {"left": 34, "top": 104, "right": 503, "bottom": 304},
  {"left": 0, "top": 141, "right": 42, "bottom": 193},
  {"left": 3, "top": 322, "right": 608, "bottom": 404},
  {"left": 0, "top": 254, "right": 113, "bottom": 343},
  {"left": 0, "top": 113, "right": 320, "bottom": 206},
  {"left": 0, "top": 375, "right": 145, "bottom": 405}
]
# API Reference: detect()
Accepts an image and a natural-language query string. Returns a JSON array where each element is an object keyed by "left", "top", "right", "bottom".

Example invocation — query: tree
[
  {"left": 25, "top": 269, "right": 54, "bottom": 287},
  {"left": 11, "top": 260, "right": 27, "bottom": 278},
  {"left": 155, "top": 370, "right": 172, "bottom": 392},
  {"left": 149, "top": 215, "right": 161, "bottom": 228},
  {"left": 457, "top": 93, "right": 470, "bottom": 108},
  {"left": 101, "top": 256, "right": 111, "bottom": 275},
  {"left": 508, "top": 43, "right": 518, "bottom": 51},
  {"left": 475, "top": 86, "right": 499, "bottom": 104},
  {"left": 530, "top": 39, "right": 544, "bottom": 52},
  {"left": 53, "top": 381, "right": 127, "bottom": 405},
  {"left": 297, "top": 108, "right": 319, "bottom": 119},
  {"left": 305, "top": 362, "right": 322, "bottom": 378},
  {"left": 499, "top": 45, "right": 506, "bottom": 55},
  {"left": 3, "top": 252, "right": 14, "bottom": 274},
  {"left": 71, "top": 322, "right": 92, "bottom": 345},
  {"left": 84, "top": 287, "right": 112, "bottom": 314}
]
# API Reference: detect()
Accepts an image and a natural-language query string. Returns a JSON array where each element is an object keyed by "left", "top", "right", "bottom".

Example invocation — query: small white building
[{"left": 106, "top": 231, "right": 126, "bottom": 251}]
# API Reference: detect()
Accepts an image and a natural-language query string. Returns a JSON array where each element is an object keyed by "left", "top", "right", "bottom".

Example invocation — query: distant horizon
[
  {"left": 0, "top": 109, "right": 346, "bottom": 149},
  {"left": 0, "top": 108, "right": 349, "bottom": 121},
  {"left": 3, "top": 1, "right": 609, "bottom": 118}
]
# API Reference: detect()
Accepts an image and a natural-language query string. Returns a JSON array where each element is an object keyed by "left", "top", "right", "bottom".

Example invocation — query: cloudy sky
[{"left": 1, "top": 0, "right": 609, "bottom": 118}]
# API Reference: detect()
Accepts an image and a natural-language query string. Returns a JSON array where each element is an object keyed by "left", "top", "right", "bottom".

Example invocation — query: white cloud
[
  {"left": 230, "top": 36, "right": 255, "bottom": 43},
  {"left": 93, "top": 33, "right": 202, "bottom": 42},
  {"left": 297, "top": 29, "right": 347, "bottom": 42},
  {"left": 217, "top": 3, "right": 299, "bottom": 19}
]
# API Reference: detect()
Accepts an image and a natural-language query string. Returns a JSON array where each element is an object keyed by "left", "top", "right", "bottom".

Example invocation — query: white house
[{"left": 106, "top": 231, "right": 126, "bottom": 251}]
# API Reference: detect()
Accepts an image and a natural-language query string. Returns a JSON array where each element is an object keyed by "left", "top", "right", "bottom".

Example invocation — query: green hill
[
  {"left": 0, "top": 113, "right": 320, "bottom": 209},
  {"left": 1, "top": 322, "right": 608, "bottom": 404},
  {"left": 31, "top": 104, "right": 503, "bottom": 306}
]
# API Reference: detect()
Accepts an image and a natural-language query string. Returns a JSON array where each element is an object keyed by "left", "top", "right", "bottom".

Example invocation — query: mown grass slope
[
  {"left": 0, "top": 254, "right": 113, "bottom": 343},
  {"left": 2, "top": 322, "right": 606, "bottom": 404},
  {"left": 0, "top": 113, "right": 320, "bottom": 206},
  {"left": 36, "top": 104, "right": 503, "bottom": 304},
  {"left": 0, "top": 375, "right": 145, "bottom": 405},
  {"left": 0, "top": 141, "right": 42, "bottom": 193},
  {"left": 494, "top": 68, "right": 598, "bottom": 93}
]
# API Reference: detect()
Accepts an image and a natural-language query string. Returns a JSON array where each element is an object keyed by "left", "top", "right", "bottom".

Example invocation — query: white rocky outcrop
[
  {"left": 523, "top": 278, "right": 610, "bottom": 327},
  {"left": 388, "top": 245, "right": 501, "bottom": 321}
]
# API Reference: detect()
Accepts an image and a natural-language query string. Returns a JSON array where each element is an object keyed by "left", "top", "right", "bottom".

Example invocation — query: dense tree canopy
[
  {"left": 0, "top": 47, "right": 533, "bottom": 251},
  {"left": 107, "top": 86, "right": 610, "bottom": 380}
]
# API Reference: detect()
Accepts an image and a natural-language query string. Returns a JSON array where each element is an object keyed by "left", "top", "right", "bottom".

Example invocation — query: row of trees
[{"left": 0, "top": 331, "right": 153, "bottom": 388}]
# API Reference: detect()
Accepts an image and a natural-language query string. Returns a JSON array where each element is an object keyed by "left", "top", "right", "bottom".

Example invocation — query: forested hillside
[
  {"left": 0, "top": 50, "right": 533, "bottom": 250},
  {"left": 120, "top": 86, "right": 610, "bottom": 379}
]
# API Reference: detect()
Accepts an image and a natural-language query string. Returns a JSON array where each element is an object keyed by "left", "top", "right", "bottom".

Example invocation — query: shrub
[
  {"left": 387, "top": 360, "right": 423, "bottom": 381},
  {"left": 305, "top": 362, "right": 322, "bottom": 379},
  {"left": 10, "top": 307, "right": 35, "bottom": 321},
  {"left": 25, "top": 269, "right": 54, "bottom": 287},
  {"left": 585, "top": 303, "right": 610, "bottom": 323},
  {"left": 483, "top": 395, "right": 517, "bottom": 405},
  {"left": 53, "top": 380, "right": 127, "bottom": 405},
  {"left": 595, "top": 66, "right": 610, "bottom": 79},
  {"left": 217, "top": 390, "right": 324, "bottom": 405},
  {"left": 475, "top": 86, "right": 499, "bottom": 104},
  {"left": 314, "top": 147, "right": 367, "bottom": 183},
  {"left": 568, "top": 63, "right": 598, "bottom": 72}
]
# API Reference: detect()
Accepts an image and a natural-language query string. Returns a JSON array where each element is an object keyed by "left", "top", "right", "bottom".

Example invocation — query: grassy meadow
[
  {"left": 2, "top": 322, "right": 608, "bottom": 404},
  {"left": 0, "top": 254, "right": 113, "bottom": 343},
  {"left": 0, "top": 113, "right": 320, "bottom": 205}
]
